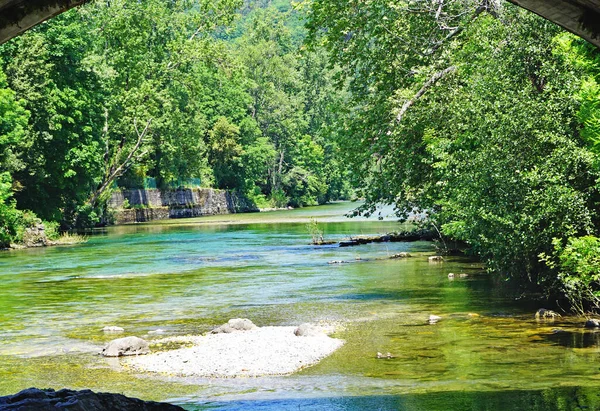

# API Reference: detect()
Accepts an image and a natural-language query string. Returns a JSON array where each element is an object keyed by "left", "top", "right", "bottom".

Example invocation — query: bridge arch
[{"left": 0, "top": 0, "right": 599, "bottom": 47}]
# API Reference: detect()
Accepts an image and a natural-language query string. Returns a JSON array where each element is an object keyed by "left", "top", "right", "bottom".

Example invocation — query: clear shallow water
[{"left": 1, "top": 202, "right": 600, "bottom": 410}]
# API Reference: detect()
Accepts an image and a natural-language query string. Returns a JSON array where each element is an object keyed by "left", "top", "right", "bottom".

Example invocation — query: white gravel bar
[{"left": 124, "top": 326, "right": 344, "bottom": 378}]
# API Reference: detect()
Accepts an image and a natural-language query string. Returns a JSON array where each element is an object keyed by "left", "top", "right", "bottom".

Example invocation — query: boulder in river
[
  {"left": 535, "top": 308, "right": 560, "bottom": 320},
  {"left": 21, "top": 221, "right": 48, "bottom": 247},
  {"left": 428, "top": 256, "right": 443, "bottom": 262},
  {"left": 0, "top": 387, "right": 184, "bottom": 410},
  {"left": 101, "top": 336, "right": 150, "bottom": 357},
  {"left": 585, "top": 319, "right": 600, "bottom": 328},
  {"left": 211, "top": 318, "right": 257, "bottom": 334},
  {"left": 294, "top": 323, "right": 322, "bottom": 337}
]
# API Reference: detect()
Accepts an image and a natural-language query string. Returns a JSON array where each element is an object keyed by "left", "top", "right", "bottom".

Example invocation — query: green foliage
[
  {"left": 542, "top": 236, "right": 600, "bottom": 314},
  {"left": 43, "top": 220, "right": 60, "bottom": 241},
  {"left": 0, "top": 0, "right": 350, "bottom": 242},
  {"left": 2, "top": 13, "right": 106, "bottom": 222},
  {"left": 0, "top": 66, "right": 28, "bottom": 174},
  {"left": 0, "top": 70, "right": 30, "bottom": 246},
  {"left": 0, "top": 172, "right": 22, "bottom": 247},
  {"left": 270, "top": 188, "right": 289, "bottom": 208},
  {"left": 282, "top": 166, "right": 326, "bottom": 207},
  {"left": 208, "top": 116, "right": 244, "bottom": 189},
  {"left": 307, "top": 1, "right": 600, "bottom": 302}
]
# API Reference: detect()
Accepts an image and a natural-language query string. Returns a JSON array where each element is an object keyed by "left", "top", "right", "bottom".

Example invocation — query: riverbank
[{"left": 4, "top": 221, "right": 87, "bottom": 250}]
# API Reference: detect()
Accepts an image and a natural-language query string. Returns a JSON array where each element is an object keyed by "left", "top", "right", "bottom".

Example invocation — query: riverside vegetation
[{"left": 1, "top": 0, "right": 600, "bottom": 311}]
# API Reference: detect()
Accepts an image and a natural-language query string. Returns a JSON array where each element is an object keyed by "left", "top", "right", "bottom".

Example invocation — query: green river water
[{"left": 1, "top": 202, "right": 600, "bottom": 410}]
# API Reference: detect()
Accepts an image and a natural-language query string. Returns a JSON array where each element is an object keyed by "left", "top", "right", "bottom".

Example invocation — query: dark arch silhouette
[{"left": 0, "top": 0, "right": 87, "bottom": 44}]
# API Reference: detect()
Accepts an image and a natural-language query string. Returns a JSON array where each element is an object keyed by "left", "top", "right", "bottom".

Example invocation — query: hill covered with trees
[{"left": 0, "top": 0, "right": 351, "bottom": 243}]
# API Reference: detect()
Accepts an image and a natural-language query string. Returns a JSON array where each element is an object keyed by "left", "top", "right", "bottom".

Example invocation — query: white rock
[
  {"left": 102, "top": 326, "right": 124, "bottom": 333},
  {"left": 294, "top": 323, "right": 323, "bottom": 337},
  {"left": 429, "top": 315, "right": 442, "bottom": 324},
  {"left": 211, "top": 318, "right": 257, "bottom": 334},
  {"left": 101, "top": 336, "right": 149, "bottom": 357}
]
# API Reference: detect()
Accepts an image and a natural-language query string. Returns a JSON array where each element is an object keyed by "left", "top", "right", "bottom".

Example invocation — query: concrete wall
[{"left": 109, "top": 188, "right": 258, "bottom": 224}]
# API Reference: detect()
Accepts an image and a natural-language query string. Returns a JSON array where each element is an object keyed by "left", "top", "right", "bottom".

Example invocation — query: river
[{"left": 0, "top": 202, "right": 598, "bottom": 410}]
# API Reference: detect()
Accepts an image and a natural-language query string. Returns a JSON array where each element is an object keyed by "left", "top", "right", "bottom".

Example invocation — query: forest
[
  {"left": 2, "top": 0, "right": 600, "bottom": 312},
  {"left": 0, "top": 0, "right": 351, "bottom": 235}
]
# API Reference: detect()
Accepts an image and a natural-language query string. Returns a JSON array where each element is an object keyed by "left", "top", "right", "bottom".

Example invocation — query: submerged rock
[
  {"left": 390, "top": 252, "right": 411, "bottom": 259},
  {"left": 585, "top": 319, "right": 600, "bottom": 328},
  {"left": 101, "top": 336, "right": 149, "bottom": 357},
  {"left": 0, "top": 387, "right": 184, "bottom": 410},
  {"left": 294, "top": 323, "right": 322, "bottom": 337},
  {"left": 376, "top": 352, "right": 395, "bottom": 359},
  {"left": 535, "top": 308, "right": 560, "bottom": 320},
  {"left": 428, "top": 256, "right": 443, "bottom": 262},
  {"left": 211, "top": 318, "right": 257, "bottom": 334}
]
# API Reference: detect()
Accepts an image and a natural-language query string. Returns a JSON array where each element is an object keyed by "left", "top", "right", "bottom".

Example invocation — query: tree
[
  {"left": 2, "top": 12, "right": 106, "bottom": 223},
  {"left": 0, "top": 66, "right": 29, "bottom": 247},
  {"left": 307, "top": 1, "right": 600, "bottom": 296}
]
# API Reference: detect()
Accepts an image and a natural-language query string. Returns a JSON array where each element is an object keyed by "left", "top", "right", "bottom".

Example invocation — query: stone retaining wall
[{"left": 109, "top": 188, "right": 257, "bottom": 224}]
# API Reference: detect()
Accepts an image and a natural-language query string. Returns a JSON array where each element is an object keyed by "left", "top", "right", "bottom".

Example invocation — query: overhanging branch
[{"left": 396, "top": 66, "right": 457, "bottom": 124}]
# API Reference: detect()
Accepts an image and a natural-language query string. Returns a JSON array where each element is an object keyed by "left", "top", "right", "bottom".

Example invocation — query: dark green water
[{"left": 1, "top": 202, "right": 599, "bottom": 410}]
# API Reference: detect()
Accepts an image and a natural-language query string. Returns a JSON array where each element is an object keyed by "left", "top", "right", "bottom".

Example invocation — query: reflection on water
[
  {"left": 0, "top": 202, "right": 599, "bottom": 410},
  {"left": 539, "top": 328, "right": 600, "bottom": 349},
  {"left": 194, "top": 388, "right": 600, "bottom": 411}
]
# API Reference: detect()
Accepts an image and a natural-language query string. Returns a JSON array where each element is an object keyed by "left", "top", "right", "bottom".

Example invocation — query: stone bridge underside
[
  {"left": 0, "top": 0, "right": 87, "bottom": 45},
  {"left": 508, "top": 0, "right": 600, "bottom": 47},
  {"left": 0, "top": 0, "right": 599, "bottom": 47}
]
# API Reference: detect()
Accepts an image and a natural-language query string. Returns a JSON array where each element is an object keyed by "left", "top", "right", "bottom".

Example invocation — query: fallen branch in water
[{"left": 337, "top": 229, "right": 436, "bottom": 247}]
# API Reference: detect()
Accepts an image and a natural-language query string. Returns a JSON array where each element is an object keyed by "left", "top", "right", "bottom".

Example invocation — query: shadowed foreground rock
[{"left": 0, "top": 388, "right": 184, "bottom": 410}]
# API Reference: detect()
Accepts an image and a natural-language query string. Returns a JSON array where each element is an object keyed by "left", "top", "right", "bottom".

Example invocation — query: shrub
[
  {"left": 542, "top": 236, "right": 600, "bottom": 314},
  {"left": 306, "top": 218, "right": 324, "bottom": 244}
]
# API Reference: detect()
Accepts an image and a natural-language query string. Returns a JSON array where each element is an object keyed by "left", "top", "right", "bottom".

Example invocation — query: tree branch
[
  {"left": 89, "top": 118, "right": 153, "bottom": 207},
  {"left": 396, "top": 66, "right": 456, "bottom": 124},
  {"left": 425, "top": 1, "right": 495, "bottom": 56}
]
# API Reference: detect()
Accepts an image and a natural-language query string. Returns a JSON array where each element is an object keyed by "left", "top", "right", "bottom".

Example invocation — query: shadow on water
[
  {"left": 538, "top": 328, "right": 600, "bottom": 349},
  {"left": 187, "top": 387, "right": 600, "bottom": 411}
]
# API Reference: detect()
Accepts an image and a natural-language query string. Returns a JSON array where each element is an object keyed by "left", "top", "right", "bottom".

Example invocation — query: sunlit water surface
[{"left": 1, "top": 203, "right": 599, "bottom": 410}]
